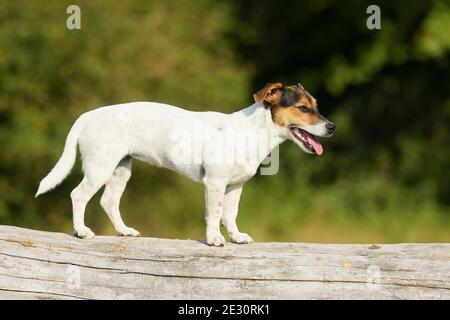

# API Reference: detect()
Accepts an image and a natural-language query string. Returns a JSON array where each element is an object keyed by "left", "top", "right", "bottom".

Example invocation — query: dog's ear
[{"left": 253, "top": 83, "right": 283, "bottom": 105}]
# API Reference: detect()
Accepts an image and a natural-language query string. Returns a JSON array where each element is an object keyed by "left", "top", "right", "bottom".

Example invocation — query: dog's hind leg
[
  {"left": 71, "top": 177, "right": 109, "bottom": 239},
  {"left": 71, "top": 155, "right": 121, "bottom": 239},
  {"left": 100, "top": 156, "right": 140, "bottom": 237}
]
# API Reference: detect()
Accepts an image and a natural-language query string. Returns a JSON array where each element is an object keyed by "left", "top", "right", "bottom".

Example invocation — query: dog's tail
[{"left": 35, "top": 115, "right": 87, "bottom": 197}]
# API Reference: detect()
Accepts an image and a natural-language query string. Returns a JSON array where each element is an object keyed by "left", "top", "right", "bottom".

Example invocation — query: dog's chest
[{"left": 227, "top": 163, "right": 259, "bottom": 185}]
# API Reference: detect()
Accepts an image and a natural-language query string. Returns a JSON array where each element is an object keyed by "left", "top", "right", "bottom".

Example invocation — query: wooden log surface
[{"left": 0, "top": 225, "right": 449, "bottom": 299}]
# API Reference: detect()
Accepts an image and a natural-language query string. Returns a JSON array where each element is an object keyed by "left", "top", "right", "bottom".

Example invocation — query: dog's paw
[
  {"left": 231, "top": 232, "right": 254, "bottom": 244},
  {"left": 206, "top": 232, "right": 226, "bottom": 247},
  {"left": 118, "top": 227, "right": 141, "bottom": 237},
  {"left": 73, "top": 226, "right": 95, "bottom": 239}
]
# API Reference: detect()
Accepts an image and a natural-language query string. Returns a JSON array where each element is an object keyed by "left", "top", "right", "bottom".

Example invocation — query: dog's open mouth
[{"left": 289, "top": 127, "right": 324, "bottom": 155}]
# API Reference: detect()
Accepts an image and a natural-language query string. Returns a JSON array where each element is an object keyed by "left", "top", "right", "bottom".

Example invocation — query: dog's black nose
[{"left": 326, "top": 122, "right": 336, "bottom": 134}]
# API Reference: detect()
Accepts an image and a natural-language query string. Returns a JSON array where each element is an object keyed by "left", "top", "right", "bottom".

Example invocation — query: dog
[{"left": 36, "top": 82, "right": 335, "bottom": 246}]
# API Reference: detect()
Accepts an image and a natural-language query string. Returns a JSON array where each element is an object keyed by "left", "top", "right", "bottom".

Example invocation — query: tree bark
[{"left": 0, "top": 225, "right": 448, "bottom": 299}]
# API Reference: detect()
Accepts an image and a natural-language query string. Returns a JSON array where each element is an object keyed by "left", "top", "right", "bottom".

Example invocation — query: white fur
[
  {"left": 36, "top": 101, "right": 292, "bottom": 245},
  {"left": 297, "top": 122, "right": 330, "bottom": 137}
]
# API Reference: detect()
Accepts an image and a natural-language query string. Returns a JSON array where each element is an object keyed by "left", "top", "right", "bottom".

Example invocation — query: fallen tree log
[{"left": 0, "top": 225, "right": 448, "bottom": 299}]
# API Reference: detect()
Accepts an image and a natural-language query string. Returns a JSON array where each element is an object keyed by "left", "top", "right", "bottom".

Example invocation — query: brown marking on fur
[
  {"left": 254, "top": 82, "right": 324, "bottom": 128},
  {"left": 218, "top": 201, "right": 223, "bottom": 207},
  {"left": 253, "top": 83, "right": 283, "bottom": 105},
  {"left": 298, "top": 92, "right": 317, "bottom": 109},
  {"left": 272, "top": 106, "right": 320, "bottom": 127},
  {"left": 267, "top": 83, "right": 323, "bottom": 127},
  {"left": 272, "top": 105, "right": 322, "bottom": 128},
  {"left": 299, "top": 96, "right": 312, "bottom": 108}
]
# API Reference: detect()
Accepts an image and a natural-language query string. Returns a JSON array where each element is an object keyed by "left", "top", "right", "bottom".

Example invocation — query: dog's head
[{"left": 254, "top": 82, "right": 335, "bottom": 155}]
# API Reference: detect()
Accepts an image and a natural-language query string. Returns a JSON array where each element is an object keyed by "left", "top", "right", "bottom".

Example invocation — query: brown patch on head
[
  {"left": 268, "top": 84, "right": 321, "bottom": 128},
  {"left": 299, "top": 94, "right": 317, "bottom": 111},
  {"left": 272, "top": 106, "right": 323, "bottom": 127},
  {"left": 253, "top": 83, "right": 283, "bottom": 105}
]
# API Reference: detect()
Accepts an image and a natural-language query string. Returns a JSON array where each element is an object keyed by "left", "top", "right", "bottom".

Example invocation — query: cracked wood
[{"left": 0, "top": 225, "right": 449, "bottom": 299}]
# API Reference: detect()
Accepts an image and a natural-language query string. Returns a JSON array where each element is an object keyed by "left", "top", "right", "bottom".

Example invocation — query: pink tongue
[{"left": 307, "top": 136, "right": 323, "bottom": 156}]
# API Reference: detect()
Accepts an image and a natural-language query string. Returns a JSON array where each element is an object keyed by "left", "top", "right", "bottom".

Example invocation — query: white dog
[{"left": 36, "top": 83, "right": 335, "bottom": 246}]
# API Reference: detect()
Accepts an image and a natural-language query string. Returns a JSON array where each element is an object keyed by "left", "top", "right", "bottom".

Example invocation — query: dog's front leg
[
  {"left": 222, "top": 183, "right": 254, "bottom": 244},
  {"left": 204, "top": 179, "right": 227, "bottom": 246}
]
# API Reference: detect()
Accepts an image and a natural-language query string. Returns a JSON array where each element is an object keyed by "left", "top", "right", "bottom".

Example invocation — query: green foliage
[{"left": 0, "top": 0, "right": 449, "bottom": 242}]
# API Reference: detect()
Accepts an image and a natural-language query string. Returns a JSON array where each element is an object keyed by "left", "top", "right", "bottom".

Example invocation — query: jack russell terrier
[{"left": 36, "top": 83, "right": 335, "bottom": 246}]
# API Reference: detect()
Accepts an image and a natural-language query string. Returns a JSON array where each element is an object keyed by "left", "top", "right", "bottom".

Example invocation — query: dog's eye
[{"left": 298, "top": 106, "right": 310, "bottom": 113}]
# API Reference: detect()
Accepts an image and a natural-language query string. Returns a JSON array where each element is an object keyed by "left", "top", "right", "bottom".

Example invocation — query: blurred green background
[{"left": 0, "top": 0, "right": 449, "bottom": 243}]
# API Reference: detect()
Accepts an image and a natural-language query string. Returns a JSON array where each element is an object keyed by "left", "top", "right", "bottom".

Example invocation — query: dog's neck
[{"left": 233, "top": 102, "right": 288, "bottom": 163}]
